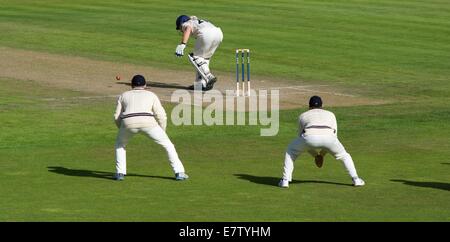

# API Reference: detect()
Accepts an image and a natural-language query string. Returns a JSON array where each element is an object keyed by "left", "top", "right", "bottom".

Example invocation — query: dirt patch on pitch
[{"left": 0, "top": 47, "right": 384, "bottom": 109}]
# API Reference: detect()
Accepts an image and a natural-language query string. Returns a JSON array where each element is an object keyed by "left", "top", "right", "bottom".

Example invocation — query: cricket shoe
[
  {"left": 315, "top": 155, "right": 324, "bottom": 168},
  {"left": 278, "top": 179, "right": 289, "bottom": 188},
  {"left": 187, "top": 85, "right": 207, "bottom": 92},
  {"left": 352, "top": 177, "right": 365, "bottom": 187},
  {"left": 115, "top": 173, "right": 125, "bottom": 181},
  {"left": 175, "top": 172, "right": 189, "bottom": 181},
  {"left": 204, "top": 76, "right": 217, "bottom": 91}
]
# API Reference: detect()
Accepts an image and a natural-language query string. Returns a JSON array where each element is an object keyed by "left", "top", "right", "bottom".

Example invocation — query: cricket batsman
[{"left": 174, "top": 15, "right": 223, "bottom": 91}]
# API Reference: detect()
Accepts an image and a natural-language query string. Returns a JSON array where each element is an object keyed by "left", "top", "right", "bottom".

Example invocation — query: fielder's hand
[{"left": 175, "top": 44, "right": 186, "bottom": 57}]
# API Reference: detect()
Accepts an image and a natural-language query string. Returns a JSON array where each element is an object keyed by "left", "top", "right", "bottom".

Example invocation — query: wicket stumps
[{"left": 235, "top": 49, "right": 251, "bottom": 96}]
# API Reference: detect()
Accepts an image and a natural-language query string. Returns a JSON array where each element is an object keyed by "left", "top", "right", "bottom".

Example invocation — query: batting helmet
[
  {"left": 309, "top": 96, "right": 323, "bottom": 108},
  {"left": 176, "top": 15, "right": 190, "bottom": 30},
  {"left": 131, "top": 74, "right": 146, "bottom": 87}
]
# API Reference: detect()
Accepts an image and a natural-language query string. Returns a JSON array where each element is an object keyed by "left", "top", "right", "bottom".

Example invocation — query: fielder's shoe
[
  {"left": 175, "top": 172, "right": 189, "bottom": 181},
  {"left": 352, "top": 177, "right": 365, "bottom": 186},
  {"left": 278, "top": 179, "right": 289, "bottom": 188},
  {"left": 115, "top": 173, "right": 125, "bottom": 181},
  {"left": 315, "top": 155, "right": 324, "bottom": 168}
]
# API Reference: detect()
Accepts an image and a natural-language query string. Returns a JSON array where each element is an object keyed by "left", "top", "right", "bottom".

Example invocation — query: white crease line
[
  {"left": 40, "top": 95, "right": 118, "bottom": 101},
  {"left": 264, "top": 86, "right": 357, "bottom": 98},
  {"left": 295, "top": 88, "right": 357, "bottom": 97},
  {"left": 39, "top": 95, "right": 193, "bottom": 106},
  {"left": 256, "top": 85, "right": 356, "bottom": 97},
  {"left": 279, "top": 90, "right": 357, "bottom": 98},
  {"left": 263, "top": 85, "right": 329, "bottom": 90}
]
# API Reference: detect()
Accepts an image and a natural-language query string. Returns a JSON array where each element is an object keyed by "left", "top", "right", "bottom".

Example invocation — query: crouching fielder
[
  {"left": 279, "top": 96, "right": 365, "bottom": 188},
  {"left": 113, "top": 74, "right": 188, "bottom": 181}
]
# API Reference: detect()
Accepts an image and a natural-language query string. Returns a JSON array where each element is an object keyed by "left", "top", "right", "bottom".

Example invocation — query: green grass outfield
[{"left": 0, "top": 0, "right": 450, "bottom": 221}]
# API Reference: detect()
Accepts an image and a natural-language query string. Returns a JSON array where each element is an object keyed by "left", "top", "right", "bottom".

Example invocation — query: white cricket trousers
[
  {"left": 193, "top": 27, "right": 223, "bottom": 89},
  {"left": 193, "top": 27, "right": 223, "bottom": 59},
  {"left": 282, "top": 135, "right": 359, "bottom": 181},
  {"left": 115, "top": 125, "right": 185, "bottom": 175}
]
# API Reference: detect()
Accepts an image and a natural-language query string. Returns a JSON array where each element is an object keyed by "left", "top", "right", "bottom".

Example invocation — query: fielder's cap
[
  {"left": 309, "top": 95, "right": 322, "bottom": 108},
  {"left": 131, "top": 74, "right": 146, "bottom": 87}
]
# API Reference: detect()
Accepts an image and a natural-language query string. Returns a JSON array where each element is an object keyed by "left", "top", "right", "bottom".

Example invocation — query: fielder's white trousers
[
  {"left": 115, "top": 125, "right": 185, "bottom": 175},
  {"left": 282, "top": 134, "right": 359, "bottom": 181}
]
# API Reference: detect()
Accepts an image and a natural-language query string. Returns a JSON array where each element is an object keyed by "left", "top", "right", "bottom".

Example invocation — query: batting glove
[{"left": 175, "top": 43, "right": 186, "bottom": 57}]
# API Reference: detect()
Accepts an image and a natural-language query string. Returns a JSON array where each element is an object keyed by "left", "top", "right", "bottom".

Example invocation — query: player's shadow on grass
[
  {"left": 234, "top": 174, "right": 351, "bottom": 187},
  {"left": 116, "top": 81, "right": 190, "bottom": 90},
  {"left": 48, "top": 166, "right": 173, "bottom": 181},
  {"left": 391, "top": 179, "right": 450, "bottom": 191}
]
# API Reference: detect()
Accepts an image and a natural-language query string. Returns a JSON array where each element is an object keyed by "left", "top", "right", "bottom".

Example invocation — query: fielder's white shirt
[
  {"left": 114, "top": 88, "right": 167, "bottom": 130},
  {"left": 298, "top": 108, "right": 338, "bottom": 136}
]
